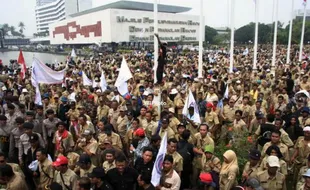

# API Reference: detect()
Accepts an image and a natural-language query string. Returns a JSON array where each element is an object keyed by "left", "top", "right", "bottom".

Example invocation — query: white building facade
[
  {"left": 35, "top": 0, "right": 92, "bottom": 33},
  {"left": 49, "top": 2, "right": 203, "bottom": 44}
]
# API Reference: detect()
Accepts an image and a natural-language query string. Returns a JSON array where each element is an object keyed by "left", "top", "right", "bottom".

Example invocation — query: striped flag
[{"left": 151, "top": 132, "right": 167, "bottom": 186}]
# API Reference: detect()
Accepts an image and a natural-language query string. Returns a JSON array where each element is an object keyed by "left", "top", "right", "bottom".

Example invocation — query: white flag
[
  {"left": 151, "top": 132, "right": 167, "bottom": 186},
  {"left": 31, "top": 58, "right": 66, "bottom": 105},
  {"left": 182, "top": 90, "right": 201, "bottom": 124},
  {"left": 115, "top": 57, "right": 133, "bottom": 96},
  {"left": 243, "top": 48, "right": 249, "bottom": 55},
  {"left": 100, "top": 71, "right": 107, "bottom": 92},
  {"left": 71, "top": 48, "right": 77, "bottom": 57},
  {"left": 82, "top": 71, "right": 92, "bottom": 86},
  {"left": 224, "top": 85, "right": 229, "bottom": 99}
]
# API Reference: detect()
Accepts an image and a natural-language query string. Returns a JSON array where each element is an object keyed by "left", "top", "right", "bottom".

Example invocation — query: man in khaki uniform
[
  {"left": 0, "top": 164, "right": 28, "bottom": 190},
  {"left": 256, "top": 156, "right": 286, "bottom": 190},
  {"left": 108, "top": 100, "right": 120, "bottom": 131},
  {"left": 116, "top": 106, "right": 128, "bottom": 137},
  {"left": 137, "top": 106, "right": 147, "bottom": 125},
  {"left": 299, "top": 107, "right": 310, "bottom": 129},
  {"left": 261, "top": 130, "right": 289, "bottom": 162},
  {"left": 191, "top": 124, "right": 214, "bottom": 187},
  {"left": 175, "top": 90, "right": 186, "bottom": 120},
  {"left": 221, "top": 100, "right": 236, "bottom": 140},
  {"left": 77, "top": 154, "right": 96, "bottom": 177},
  {"left": 96, "top": 99, "right": 109, "bottom": 122},
  {"left": 53, "top": 155, "right": 79, "bottom": 190},
  {"left": 168, "top": 108, "right": 181, "bottom": 133},
  {"left": 76, "top": 130, "right": 99, "bottom": 166},
  {"left": 98, "top": 124, "right": 123, "bottom": 152},
  {"left": 66, "top": 102, "right": 80, "bottom": 120},
  {"left": 242, "top": 149, "right": 262, "bottom": 181},
  {"left": 166, "top": 138, "right": 183, "bottom": 175},
  {"left": 296, "top": 156, "right": 310, "bottom": 190},
  {"left": 36, "top": 148, "right": 54, "bottom": 189},
  {"left": 142, "top": 111, "right": 157, "bottom": 138},
  {"left": 205, "top": 102, "right": 220, "bottom": 135},
  {"left": 158, "top": 118, "right": 175, "bottom": 140}
]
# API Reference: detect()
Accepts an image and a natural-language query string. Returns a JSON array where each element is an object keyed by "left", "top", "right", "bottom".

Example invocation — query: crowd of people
[{"left": 0, "top": 39, "right": 309, "bottom": 190}]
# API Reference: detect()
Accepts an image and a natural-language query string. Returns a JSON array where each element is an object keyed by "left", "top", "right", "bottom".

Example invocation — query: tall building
[
  {"left": 36, "top": 0, "right": 57, "bottom": 6},
  {"left": 35, "top": 0, "right": 92, "bottom": 33}
]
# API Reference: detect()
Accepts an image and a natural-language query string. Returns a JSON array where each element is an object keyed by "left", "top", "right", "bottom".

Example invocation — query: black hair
[
  {"left": 168, "top": 138, "right": 178, "bottom": 144},
  {"left": 37, "top": 148, "right": 48, "bottom": 156},
  {"left": 115, "top": 155, "right": 127, "bottom": 163},
  {"left": 272, "top": 130, "right": 281, "bottom": 137},
  {"left": 143, "top": 147, "right": 153, "bottom": 154},
  {"left": 105, "top": 149, "right": 115, "bottom": 157},
  {"left": 265, "top": 145, "right": 283, "bottom": 159},
  {"left": 199, "top": 123, "right": 209, "bottom": 131},
  {"left": 151, "top": 135, "right": 161, "bottom": 143},
  {"left": 79, "top": 114, "right": 87, "bottom": 121},
  {"left": 46, "top": 109, "right": 54, "bottom": 114},
  {"left": 266, "top": 114, "right": 275, "bottom": 123},
  {"left": 0, "top": 152, "right": 6, "bottom": 158},
  {"left": 235, "top": 110, "right": 243, "bottom": 115},
  {"left": 163, "top": 155, "right": 173, "bottom": 163},
  {"left": 0, "top": 164, "right": 14, "bottom": 178},
  {"left": 56, "top": 122, "right": 67, "bottom": 128},
  {"left": 181, "top": 129, "right": 191, "bottom": 141},
  {"left": 78, "top": 177, "right": 91, "bottom": 190}
]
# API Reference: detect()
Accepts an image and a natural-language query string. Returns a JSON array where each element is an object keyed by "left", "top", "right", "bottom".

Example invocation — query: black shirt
[
  {"left": 106, "top": 167, "right": 139, "bottom": 190},
  {"left": 134, "top": 157, "right": 154, "bottom": 174},
  {"left": 92, "top": 181, "right": 113, "bottom": 190},
  {"left": 145, "top": 184, "right": 156, "bottom": 190},
  {"left": 158, "top": 44, "right": 167, "bottom": 63}
]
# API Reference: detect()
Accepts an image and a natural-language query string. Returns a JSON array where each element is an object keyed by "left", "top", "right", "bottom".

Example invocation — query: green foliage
[
  {"left": 0, "top": 22, "right": 24, "bottom": 37},
  {"left": 214, "top": 136, "right": 254, "bottom": 181},
  {"left": 205, "top": 25, "right": 218, "bottom": 44}
]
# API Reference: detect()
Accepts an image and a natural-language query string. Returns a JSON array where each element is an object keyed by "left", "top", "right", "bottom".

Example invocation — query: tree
[
  {"left": 205, "top": 25, "right": 218, "bottom": 44},
  {"left": 18, "top": 22, "right": 25, "bottom": 36},
  {"left": 2, "top": 23, "right": 10, "bottom": 37}
]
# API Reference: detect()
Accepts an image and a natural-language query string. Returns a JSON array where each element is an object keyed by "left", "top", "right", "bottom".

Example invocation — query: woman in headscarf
[
  {"left": 219, "top": 150, "right": 239, "bottom": 190},
  {"left": 259, "top": 145, "right": 287, "bottom": 176}
]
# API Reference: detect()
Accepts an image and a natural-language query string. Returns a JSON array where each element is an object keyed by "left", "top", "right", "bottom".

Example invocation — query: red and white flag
[
  {"left": 17, "top": 50, "right": 27, "bottom": 79},
  {"left": 303, "top": 0, "right": 307, "bottom": 6}
]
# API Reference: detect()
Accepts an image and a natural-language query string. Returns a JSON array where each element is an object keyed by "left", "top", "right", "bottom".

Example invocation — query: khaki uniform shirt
[
  {"left": 67, "top": 108, "right": 79, "bottom": 119},
  {"left": 261, "top": 142, "right": 289, "bottom": 162},
  {"left": 98, "top": 133, "right": 123, "bottom": 151},
  {"left": 80, "top": 164, "right": 96, "bottom": 177},
  {"left": 205, "top": 111, "right": 220, "bottom": 130},
  {"left": 159, "top": 127, "right": 175, "bottom": 140},
  {"left": 97, "top": 105, "right": 109, "bottom": 121},
  {"left": 167, "top": 151, "right": 183, "bottom": 172},
  {"left": 169, "top": 117, "right": 181, "bottom": 133},
  {"left": 38, "top": 158, "right": 54, "bottom": 189},
  {"left": 108, "top": 108, "right": 120, "bottom": 131},
  {"left": 256, "top": 170, "right": 286, "bottom": 190},
  {"left": 294, "top": 137, "right": 310, "bottom": 164},
  {"left": 8, "top": 163, "right": 25, "bottom": 178},
  {"left": 219, "top": 165, "right": 238, "bottom": 190},
  {"left": 54, "top": 169, "right": 78, "bottom": 190},
  {"left": 296, "top": 166, "right": 309, "bottom": 190},
  {"left": 52, "top": 131, "right": 75, "bottom": 156},
  {"left": 243, "top": 162, "right": 261, "bottom": 179},
  {"left": 102, "top": 161, "right": 116, "bottom": 173},
  {"left": 279, "top": 128, "right": 294, "bottom": 148},
  {"left": 142, "top": 120, "right": 158, "bottom": 138},
  {"left": 298, "top": 116, "right": 310, "bottom": 128},
  {"left": 175, "top": 98, "right": 185, "bottom": 115},
  {"left": 222, "top": 105, "right": 236, "bottom": 122},
  {"left": 201, "top": 155, "right": 221, "bottom": 173},
  {"left": 137, "top": 115, "right": 147, "bottom": 127},
  {"left": 116, "top": 115, "right": 128, "bottom": 137},
  {"left": 233, "top": 119, "right": 247, "bottom": 133},
  {"left": 6, "top": 173, "right": 28, "bottom": 190}
]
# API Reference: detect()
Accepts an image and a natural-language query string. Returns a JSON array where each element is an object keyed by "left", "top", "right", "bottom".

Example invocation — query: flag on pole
[
  {"left": 243, "top": 48, "right": 249, "bottom": 55},
  {"left": 224, "top": 85, "right": 229, "bottom": 99},
  {"left": 151, "top": 132, "right": 167, "bottom": 186},
  {"left": 182, "top": 90, "right": 201, "bottom": 124},
  {"left": 71, "top": 48, "right": 77, "bottom": 57},
  {"left": 100, "top": 71, "right": 107, "bottom": 92},
  {"left": 303, "top": 0, "right": 307, "bottom": 6},
  {"left": 115, "top": 57, "right": 133, "bottom": 99},
  {"left": 31, "top": 58, "right": 66, "bottom": 105},
  {"left": 82, "top": 72, "right": 93, "bottom": 86},
  {"left": 17, "top": 50, "right": 27, "bottom": 79}
]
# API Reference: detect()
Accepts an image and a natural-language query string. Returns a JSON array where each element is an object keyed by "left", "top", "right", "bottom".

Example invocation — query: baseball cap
[
  {"left": 302, "top": 107, "right": 310, "bottom": 114},
  {"left": 206, "top": 102, "right": 213, "bottom": 108},
  {"left": 199, "top": 172, "right": 213, "bottom": 184},
  {"left": 52, "top": 156, "right": 69, "bottom": 167},
  {"left": 78, "top": 154, "right": 91, "bottom": 165},
  {"left": 249, "top": 149, "right": 261, "bottom": 160},
  {"left": 132, "top": 96, "right": 137, "bottom": 100},
  {"left": 103, "top": 138, "right": 112, "bottom": 144},
  {"left": 304, "top": 126, "right": 310, "bottom": 132},
  {"left": 134, "top": 128, "right": 145, "bottom": 137},
  {"left": 267, "top": 155, "right": 280, "bottom": 167},
  {"left": 61, "top": 97, "right": 68, "bottom": 102},
  {"left": 245, "top": 178, "right": 264, "bottom": 190},
  {"left": 88, "top": 167, "right": 106, "bottom": 178}
]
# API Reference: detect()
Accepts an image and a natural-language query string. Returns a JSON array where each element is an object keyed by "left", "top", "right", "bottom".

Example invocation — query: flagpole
[
  {"left": 299, "top": 2, "right": 307, "bottom": 62},
  {"left": 229, "top": 0, "right": 235, "bottom": 73},
  {"left": 198, "top": 0, "right": 204, "bottom": 78},
  {"left": 154, "top": 0, "right": 161, "bottom": 115},
  {"left": 287, "top": 0, "right": 294, "bottom": 64},
  {"left": 253, "top": 0, "right": 259, "bottom": 70},
  {"left": 271, "top": 0, "right": 279, "bottom": 75}
]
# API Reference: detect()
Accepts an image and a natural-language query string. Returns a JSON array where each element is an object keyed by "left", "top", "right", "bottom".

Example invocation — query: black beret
[
  {"left": 23, "top": 122, "right": 34, "bottom": 129},
  {"left": 26, "top": 111, "right": 35, "bottom": 116}
]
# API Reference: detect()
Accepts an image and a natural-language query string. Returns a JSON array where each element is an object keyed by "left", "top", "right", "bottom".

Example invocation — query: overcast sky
[{"left": 0, "top": 0, "right": 307, "bottom": 36}]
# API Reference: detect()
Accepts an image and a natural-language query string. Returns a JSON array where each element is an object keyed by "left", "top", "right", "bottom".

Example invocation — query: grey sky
[{"left": 0, "top": 0, "right": 307, "bottom": 36}]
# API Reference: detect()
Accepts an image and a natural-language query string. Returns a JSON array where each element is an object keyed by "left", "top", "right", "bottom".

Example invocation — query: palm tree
[
  {"left": 10, "top": 26, "right": 15, "bottom": 36},
  {"left": 2, "top": 23, "right": 10, "bottom": 37},
  {"left": 18, "top": 22, "right": 25, "bottom": 35}
]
